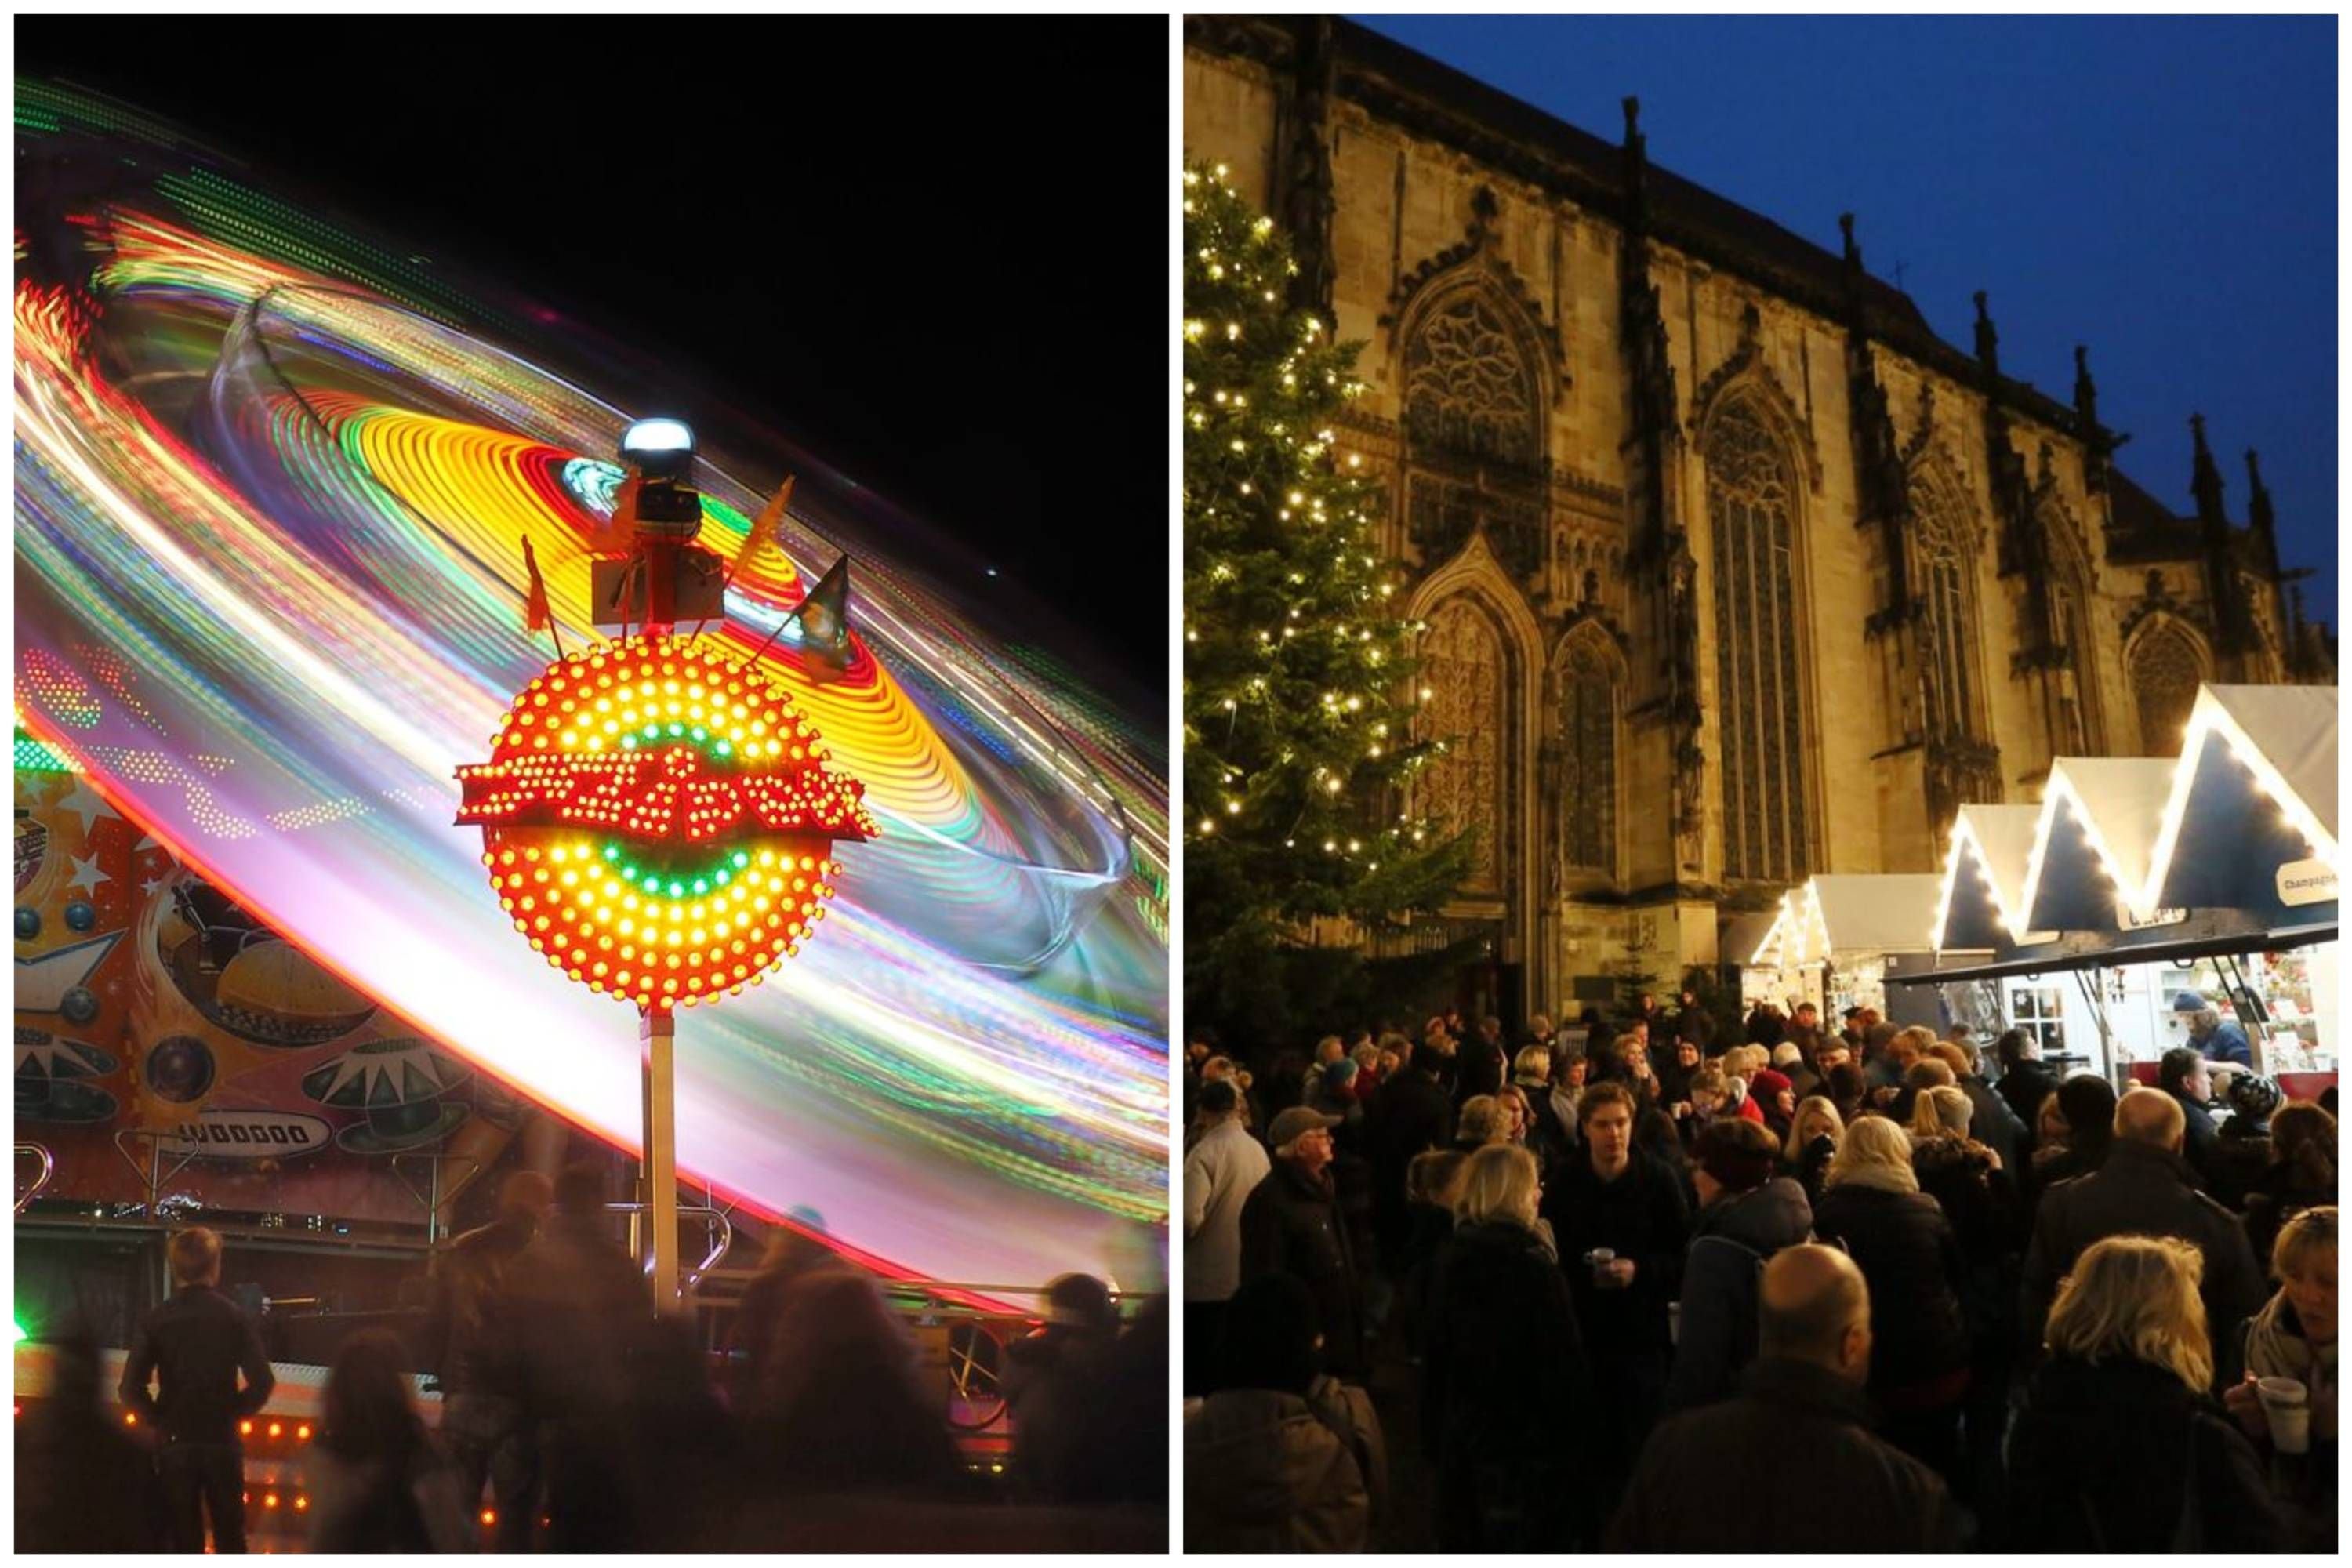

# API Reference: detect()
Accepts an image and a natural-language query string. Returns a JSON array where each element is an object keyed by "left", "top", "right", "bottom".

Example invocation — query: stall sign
[{"left": 2277, "top": 859, "right": 2337, "bottom": 909}]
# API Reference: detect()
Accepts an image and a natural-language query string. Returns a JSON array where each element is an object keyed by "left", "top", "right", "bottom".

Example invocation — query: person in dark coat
[
  {"left": 2245, "top": 1102, "right": 2337, "bottom": 1272},
  {"left": 1910, "top": 1087, "right": 2022, "bottom": 1508},
  {"left": 2022, "top": 1089, "right": 2267, "bottom": 1386},
  {"left": 1541, "top": 1081, "right": 1690, "bottom": 1512},
  {"left": 118, "top": 1226, "right": 276, "bottom": 1554},
  {"left": 1991, "top": 1029, "right": 2062, "bottom": 1152},
  {"left": 16, "top": 1326, "right": 166, "bottom": 1552},
  {"left": 1809, "top": 1116, "right": 1971, "bottom": 1482},
  {"left": 2007, "top": 1234, "right": 2286, "bottom": 1552},
  {"left": 2160, "top": 1046, "right": 2223, "bottom": 1186},
  {"left": 1391, "top": 1149, "right": 1468, "bottom": 1359},
  {"left": 1783, "top": 1001, "right": 1826, "bottom": 1069},
  {"left": 2024, "top": 1073, "right": 2116, "bottom": 1217},
  {"left": 1671, "top": 988, "right": 1716, "bottom": 1056},
  {"left": 1455, "top": 1015, "right": 1508, "bottom": 1105},
  {"left": 488, "top": 1162, "right": 654, "bottom": 1552},
  {"left": 1606, "top": 1245, "right": 1963, "bottom": 1551},
  {"left": 304, "top": 1329, "right": 473, "bottom": 1552},
  {"left": 1512, "top": 1046, "right": 1572, "bottom": 1171},
  {"left": 1665, "top": 1118, "right": 1814, "bottom": 1414},
  {"left": 1365, "top": 1040, "right": 1457, "bottom": 1268},
  {"left": 749, "top": 1266, "right": 966, "bottom": 1506},
  {"left": 427, "top": 1168, "right": 553, "bottom": 1552},
  {"left": 1653, "top": 1036, "right": 1702, "bottom": 1125},
  {"left": 1423, "top": 1143, "right": 1599, "bottom": 1550},
  {"left": 1824, "top": 1060, "right": 1869, "bottom": 1128},
  {"left": 1185, "top": 1274, "right": 1386, "bottom": 1552},
  {"left": 1239, "top": 1107, "right": 1365, "bottom": 1377}
]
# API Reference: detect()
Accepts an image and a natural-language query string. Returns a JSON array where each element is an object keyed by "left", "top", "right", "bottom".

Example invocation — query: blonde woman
[
  {"left": 1780, "top": 1095, "right": 1844, "bottom": 1207},
  {"left": 1811, "top": 1115, "right": 1969, "bottom": 1472},
  {"left": 2225, "top": 1206, "right": 2336, "bottom": 1466},
  {"left": 1494, "top": 1083, "right": 1534, "bottom": 1147},
  {"left": 2009, "top": 1236, "right": 2288, "bottom": 1551},
  {"left": 1422, "top": 1144, "right": 1596, "bottom": 1549}
]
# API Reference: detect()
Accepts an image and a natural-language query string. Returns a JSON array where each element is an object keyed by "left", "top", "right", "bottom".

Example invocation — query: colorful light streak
[{"left": 14, "top": 93, "right": 1168, "bottom": 1290}]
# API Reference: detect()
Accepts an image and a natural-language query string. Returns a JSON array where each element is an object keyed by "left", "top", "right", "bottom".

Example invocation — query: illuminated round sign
[{"left": 456, "top": 637, "right": 877, "bottom": 1011}]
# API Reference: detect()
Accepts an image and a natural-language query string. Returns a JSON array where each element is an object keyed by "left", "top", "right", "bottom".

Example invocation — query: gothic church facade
[{"left": 1185, "top": 17, "right": 2334, "bottom": 1020}]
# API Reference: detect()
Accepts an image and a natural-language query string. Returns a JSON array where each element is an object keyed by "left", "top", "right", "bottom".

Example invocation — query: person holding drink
[{"left": 2223, "top": 1206, "right": 2336, "bottom": 1546}]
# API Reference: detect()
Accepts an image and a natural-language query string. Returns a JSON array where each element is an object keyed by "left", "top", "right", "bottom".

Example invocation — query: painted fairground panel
[{"left": 17, "top": 735, "right": 525, "bottom": 1227}]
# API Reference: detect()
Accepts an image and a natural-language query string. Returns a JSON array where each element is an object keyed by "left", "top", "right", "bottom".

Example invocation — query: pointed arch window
[
  {"left": 1401, "top": 288, "right": 1545, "bottom": 578},
  {"left": 2042, "top": 506, "right": 2107, "bottom": 756},
  {"left": 1705, "top": 400, "right": 1809, "bottom": 883},
  {"left": 1911, "top": 500, "right": 1980, "bottom": 743},
  {"left": 1559, "top": 637, "right": 1617, "bottom": 874},
  {"left": 1420, "top": 597, "right": 1508, "bottom": 892},
  {"left": 2131, "top": 621, "right": 2206, "bottom": 755}
]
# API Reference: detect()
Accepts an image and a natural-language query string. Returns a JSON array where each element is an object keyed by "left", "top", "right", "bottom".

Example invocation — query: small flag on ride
[
  {"left": 793, "top": 554, "right": 851, "bottom": 673},
  {"left": 521, "top": 535, "right": 552, "bottom": 632},
  {"left": 733, "top": 475, "right": 794, "bottom": 576},
  {"left": 584, "top": 475, "right": 640, "bottom": 555}
]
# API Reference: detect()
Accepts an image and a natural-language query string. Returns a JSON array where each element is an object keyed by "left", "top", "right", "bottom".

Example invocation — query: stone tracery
[
  {"left": 1419, "top": 597, "right": 1508, "bottom": 892},
  {"left": 1704, "top": 397, "right": 1809, "bottom": 884}
]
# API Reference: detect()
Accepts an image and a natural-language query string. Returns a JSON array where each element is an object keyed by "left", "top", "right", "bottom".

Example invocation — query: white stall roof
[
  {"left": 1751, "top": 874, "right": 1946, "bottom": 967},
  {"left": 2019, "top": 757, "right": 2177, "bottom": 932},
  {"left": 1812, "top": 874, "right": 1947, "bottom": 956},
  {"left": 1933, "top": 803, "right": 2045, "bottom": 949},
  {"left": 2140, "top": 684, "right": 2339, "bottom": 916}
]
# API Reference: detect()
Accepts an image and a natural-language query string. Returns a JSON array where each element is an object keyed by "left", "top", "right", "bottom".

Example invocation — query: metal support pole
[
  {"left": 641, "top": 1007, "right": 679, "bottom": 1309},
  {"left": 2073, "top": 966, "right": 2117, "bottom": 1082}
]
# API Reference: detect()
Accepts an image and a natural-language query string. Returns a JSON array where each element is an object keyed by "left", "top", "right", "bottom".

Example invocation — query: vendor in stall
[{"left": 2175, "top": 992, "right": 2256, "bottom": 1069}]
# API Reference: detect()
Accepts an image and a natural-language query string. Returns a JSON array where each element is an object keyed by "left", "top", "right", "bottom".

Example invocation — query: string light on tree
[{"left": 1181, "top": 160, "right": 1469, "bottom": 1024}]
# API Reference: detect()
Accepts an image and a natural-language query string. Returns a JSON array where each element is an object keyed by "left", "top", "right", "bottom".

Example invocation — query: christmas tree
[{"left": 1182, "top": 161, "right": 1470, "bottom": 1039}]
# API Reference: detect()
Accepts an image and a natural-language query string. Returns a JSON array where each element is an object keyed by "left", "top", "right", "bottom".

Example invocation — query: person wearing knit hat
[
  {"left": 2209, "top": 1072, "right": 2287, "bottom": 1208},
  {"left": 1750, "top": 1068, "right": 1797, "bottom": 1138},
  {"left": 2227, "top": 1072, "right": 2285, "bottom": 1127},
  {"left": 1773, "top": 1040, "right": 1822, "bottom": 1105}
]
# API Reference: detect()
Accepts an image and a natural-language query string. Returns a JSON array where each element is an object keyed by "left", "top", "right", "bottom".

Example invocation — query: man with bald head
[
  {"left": 1607, "top": 1245, "right": 1961, "bottom": 1550},
  {"left": 2021, "top": 1087, "right": 2263, "bottom": 1384}
]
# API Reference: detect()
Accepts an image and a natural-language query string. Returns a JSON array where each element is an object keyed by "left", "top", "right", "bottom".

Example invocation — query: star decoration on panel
[{"left": 455, "top": 636, "right": 878, "bottom": 1012}]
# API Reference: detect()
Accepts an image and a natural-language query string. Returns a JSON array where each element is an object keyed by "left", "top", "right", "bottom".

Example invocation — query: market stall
[
  {"left": 1901, "top": 684, "right": 2336, "bottom": 1093},
  {"left": 1747, "top": 873, "right": 1949, "bottom": 1027},
  {"left": 2132, "top": 684, "right": 2338, "bottom": 1080}
]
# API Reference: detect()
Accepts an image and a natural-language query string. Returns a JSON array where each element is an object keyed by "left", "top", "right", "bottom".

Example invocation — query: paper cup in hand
[{"left": 2256, "top": 1376, "right": 2310, "bottom": 1454}]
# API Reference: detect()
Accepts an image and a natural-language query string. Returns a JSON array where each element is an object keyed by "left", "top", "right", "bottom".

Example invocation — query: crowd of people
[
  {"left": 1183, "top": 992, "right": 2339, "bottom": 1552},
  {"left": 19, "top": 1163, "right": 1167, "bottom": 1552}
]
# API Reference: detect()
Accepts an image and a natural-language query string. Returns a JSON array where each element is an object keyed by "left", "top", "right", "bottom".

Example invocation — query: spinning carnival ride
[{"left": 13, "top": 82, "right": 1170, "bottom": 1294}]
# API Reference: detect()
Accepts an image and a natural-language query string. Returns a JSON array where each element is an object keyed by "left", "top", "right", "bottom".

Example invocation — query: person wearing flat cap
[{"left": 1239, "top": 1105, "right": 1366, "bottom": 1377}]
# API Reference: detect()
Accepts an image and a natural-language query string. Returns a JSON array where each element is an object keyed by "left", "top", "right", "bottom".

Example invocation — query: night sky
[
  {"left": 1353, "top": 14, "right": 2339, "bottom": 630},
  {"left": 16, "top": 17, "right": 1169, "bottom": 706}
]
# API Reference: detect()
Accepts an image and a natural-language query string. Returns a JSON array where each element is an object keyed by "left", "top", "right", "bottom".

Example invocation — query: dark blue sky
[{"left": 1355, "top": 14, "right": 2338, "bottom": 630}]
